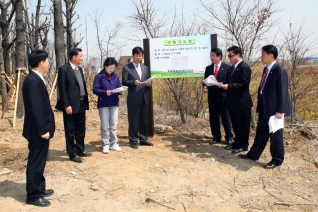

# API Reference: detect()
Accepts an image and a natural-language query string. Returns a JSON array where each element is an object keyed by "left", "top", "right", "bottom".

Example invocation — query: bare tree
[
  {"left": 63, "top": 0, "right": 83, "bottom": 55},
  {"left": 53, "top": 0, "right": 66, "bottom": 69},
  {"left": 200, "top": 0, "right": 279, "bottom": 65},
  {"left": 15, "top": 0, "right": 26, "bottom": 118},
  {"left": 0, "top": 0, "right": 15, "bottom": 74},
  {"left": 279, "top": 23, "right": 318, "bottom": 124},
  {"left": 91, "top": 8, "right": 123, "bottom": 68},
  {"left": 24, "top": 0, "right": 51, "bottom": 53}
]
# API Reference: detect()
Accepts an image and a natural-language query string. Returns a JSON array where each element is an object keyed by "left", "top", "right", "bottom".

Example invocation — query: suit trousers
[
  {"left": 26, "top": 138, "right": 49, "bottom": 200},
  {"left": 63, "top": 100, "right": 86, "bottom": 158},
  {"left": 247, "top": 108, "right": 284, "bottom": 162},
  {"left": 98, "top": 106, "right": 119, "bottom": 146},
  {"left": 229, "top": 109, "right": 251, "bottom": 148},
  {"left": 209, "top": 101, "right": 233, "bottom": 141},
  {"left": 127, "top": 100, "right": 148, "bottom": 144}
]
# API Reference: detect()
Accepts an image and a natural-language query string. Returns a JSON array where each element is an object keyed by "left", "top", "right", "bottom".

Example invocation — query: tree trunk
[
  {"left": 15, "top": 0, "right": 26, "bottom": 118},
  {"left": 53, "top": 0, "right": 66, "bottom": 100}
]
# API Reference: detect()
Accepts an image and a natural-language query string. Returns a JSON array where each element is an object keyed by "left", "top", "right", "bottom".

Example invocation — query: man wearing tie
[
  {"left": 55, "top": 48, "right": 92, "bottom": 163},
  {"left": 203, "top": 48, "right": 233, "bottom": 147},
  {"left": 220, "top": 46, "right": 253, "bottom": 154},
  {"left": 122, "top": 47, "right": 153, "bottom": 149},
  {"left": 239, "top": 45, "right": 292, "bottom": 169},
  {"left": 23, "top": 50, "right": 55, "bottom": 207}
]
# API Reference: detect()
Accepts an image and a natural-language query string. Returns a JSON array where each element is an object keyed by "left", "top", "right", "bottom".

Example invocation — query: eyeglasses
[{"left": 228, "top": 54, "right": 236, "bottom": 58}]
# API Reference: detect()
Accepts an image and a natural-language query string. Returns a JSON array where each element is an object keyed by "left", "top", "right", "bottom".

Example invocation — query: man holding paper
[
  {"left": 203, "top": 48, "right": 233, "bottom": 147},
  {"left": 239, "top": 45, "right": 291, "bottom": 169},
  {"left": 93, "top": 57, "right": 124, "bottom": 153},
  {"left": 122, "top": 47, "right": 153, "bottom": 149}
]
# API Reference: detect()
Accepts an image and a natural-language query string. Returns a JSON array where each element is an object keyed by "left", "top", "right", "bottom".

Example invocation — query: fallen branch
[
  {"left": 274, "top": 202, "right": 318, "bottom": 206},
  {"left": 145, "top": 198, "right": 176, "bottom": 210}
]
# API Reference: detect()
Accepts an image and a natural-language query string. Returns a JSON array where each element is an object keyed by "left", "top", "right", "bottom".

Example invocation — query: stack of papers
[
  {"left": 202, "top": 75, "right": 220, "bottom": 86},
  {"left": 268, "top": 114, "right": 284, "bottom": 133},
  {"left": 111, "top": 86, "right": 128, "bottom": 93}
]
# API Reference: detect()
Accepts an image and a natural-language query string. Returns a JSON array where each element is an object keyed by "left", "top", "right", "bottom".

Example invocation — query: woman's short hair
[{"left": 103, "top": 57, "right": 118, "bottom": 68}]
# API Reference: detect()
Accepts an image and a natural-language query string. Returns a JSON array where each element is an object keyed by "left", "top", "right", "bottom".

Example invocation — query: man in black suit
[
  {"left": 220, "top": 46, "right": 253, "bottom": 154},
  {"left": 23, "top": 50, "right": 55, "bottom": 207},
  {"left": 122, "top": 47, "right": 153, "bottom": 149},
  {"left": 239, "top": 45, "right": 292, "bottom": 169},
  {"left": 55, "top": 48, "right": 92, "bottom": 163},
  {"left": 203, "top": 48, "right": 233, "bottom": 147}
]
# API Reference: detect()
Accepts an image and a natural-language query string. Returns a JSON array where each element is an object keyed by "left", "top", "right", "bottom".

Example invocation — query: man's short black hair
[
  {"left": 28, "top": 50, "right": 48, "bottom": 68},
  {"left": 227, "top": 46, "right": 243, "bottom": 57},
  {"left": 69, "top": 48, "right": 82, "bottom": 60},
  {"left": 211, "top": 48, "right": 223, "bottom": 60},
  {"left": 262, "top": 45, "right": 278, "bottom": 59},
  {"left": 132, "top": 47, "right": 144, "bottom": 55},
  {"left": 103, "top": 57, "right": 118, "bottom": 68}
]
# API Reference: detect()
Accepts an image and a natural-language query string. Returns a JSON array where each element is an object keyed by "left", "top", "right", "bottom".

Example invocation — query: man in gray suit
[{"left": 122, "top": 47, "right": 153, "bottom": 149}]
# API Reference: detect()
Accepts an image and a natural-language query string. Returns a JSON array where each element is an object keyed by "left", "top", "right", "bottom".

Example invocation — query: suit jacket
[
  {"left": 55, "top": 63, "right": 89, "bottom": 113},
  {"left": 22, "top": 71, "right": 55, "bottom": 140},
  {"left": 122, "top": 62, "right": 150, "bottom": 106},
  {"left": 204, "top": 62, "right": 231, "bottom": 104},
  {"left": 225, "top": 60, "right": 253, "bottom": 110},
  {"left": 257, "top": 62, "right": 292, "bottom": 119}
]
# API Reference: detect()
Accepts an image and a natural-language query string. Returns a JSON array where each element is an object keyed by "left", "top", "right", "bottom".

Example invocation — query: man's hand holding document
[
  {"left": 202, "top": 75, "right": 221, "bottom": 86},
  {"left": 268, "top": 113, "right": 284, "bottom": 133},
  {"left": 111, "top": 86, "right": 128, "bottom": 93},
  {"left": 140, "top": 76, "right": 156, "bottom": 84}
]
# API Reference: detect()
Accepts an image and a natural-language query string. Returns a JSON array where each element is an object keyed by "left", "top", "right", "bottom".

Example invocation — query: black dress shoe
[
  {"left": 140, "top": 141, "right": 154, "bottom": 146},
  {"left": 130, "top": 143, "right": 139, "bottom": 149},
  {"left": 264, "top": 161, "right": 282, "bottom": 169},
  {"left": 238, "top": 154, "right": 257, "bottom": 161},
  {"left": 226, "top": 140, "right": 232, "bottom": 146},
  {"left": 78, "top": 151, "right": 92, "bottom": 157},
  {"left": 209, "top": 140, "right": 220, "bottom": 145},
  {"left": 70, "top": 155, "right": 82, "bottom": 163},
  {"left": 41, "top": 189, "right": 54, "bottom": 197},
  {"left": 26, "top": 197, "right": 50, "bottom": 207},
  {"left": 232, "top": 147, "right": 248, "bottom": 154},
  {"left": 225, "top": 145, "right": 233, "bottom": 150}
]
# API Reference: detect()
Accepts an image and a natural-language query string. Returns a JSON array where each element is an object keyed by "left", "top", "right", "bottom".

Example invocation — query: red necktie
[
  {"left": 231, "top": 65, "right": 235, "bottom": 75},
  {"left": 259, "top": 67, "right": 269, "bottom": 100},
  {"left": 214, "top": 65, "right": 219, "bottom": 78}
]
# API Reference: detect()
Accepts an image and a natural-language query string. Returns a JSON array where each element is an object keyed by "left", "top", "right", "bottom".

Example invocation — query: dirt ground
[{"left": 0, "top": 104, "right": 318, "bottom": 212}]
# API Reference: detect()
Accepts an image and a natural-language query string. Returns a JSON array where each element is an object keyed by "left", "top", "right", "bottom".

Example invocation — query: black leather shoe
[
  {"left": 140, "top": 141, "right": 154, "bottom": 146},
  {"left": 209, "top": 140, "right": 220, "bottom": 145},
  {"left": 225, "top": 145, "right": 233, "bottom": 150},
  {"left": 41, "top": 189, "right": 54, "bottom": 197},
  {"left": 226, "top": 140, "right": 232, "bottom": 146},
  {"left": 232, "top": 147, "right": 248, "bottom": 154},
  {"left": 264, "top": 161, "right": 282, "bottom": 169},
  {"left": 78, "top": 151, "right": 92, "bottom": 157},
  {"left": 26, "top": 197, "right": 50, "bottom": 207},
  {"left": 70, "top": 155, "right": 82, "bottom": 163},
  {"left": 130, "top": 143, "right": 139, "bottom": 149},
  {"left": 239, "top": 154, "right": 257, "bottom": 161}
]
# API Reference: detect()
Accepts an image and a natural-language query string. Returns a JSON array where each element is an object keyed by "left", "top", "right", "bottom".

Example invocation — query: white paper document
[
  {"left": 268, "top": 114, "right": 284, "bottom": 133},
  {"left": 202, "top": 75, "right": 220, "bottom": 86},
  {"left": 140, "top": 76, "right": 156, "bottom": 84},
  {"left": 111, "top": 86, "right": 128, "bottom": 93}
]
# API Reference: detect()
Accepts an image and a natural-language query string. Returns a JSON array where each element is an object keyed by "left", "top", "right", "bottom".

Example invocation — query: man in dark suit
[
  {"left": 203, "top": 48, "right": 233, "bottom": 147},
  {"left": 23, "top": 50, "right": 55, "bottom": 207},
  {"left": 55, "top": 48, "right": 92, "bottom": 163},
  {"left": 220, "top": 46, "right": 253, "bottom": 154},
  {"left": 239, "top": 45, "right": 292, "bottom": 169},
  {"left": 122, "top": 47, "right": 153, "bottom": 149}
]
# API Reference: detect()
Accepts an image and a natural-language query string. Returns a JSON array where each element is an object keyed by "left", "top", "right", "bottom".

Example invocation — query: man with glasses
[{"left": 219, "top": 46, "right": 253, "bottom": 153}]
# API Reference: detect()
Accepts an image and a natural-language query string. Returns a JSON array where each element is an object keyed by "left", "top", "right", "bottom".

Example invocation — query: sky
[{"left": 44, "top": 0, "right": 318, "bottom": 60}]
